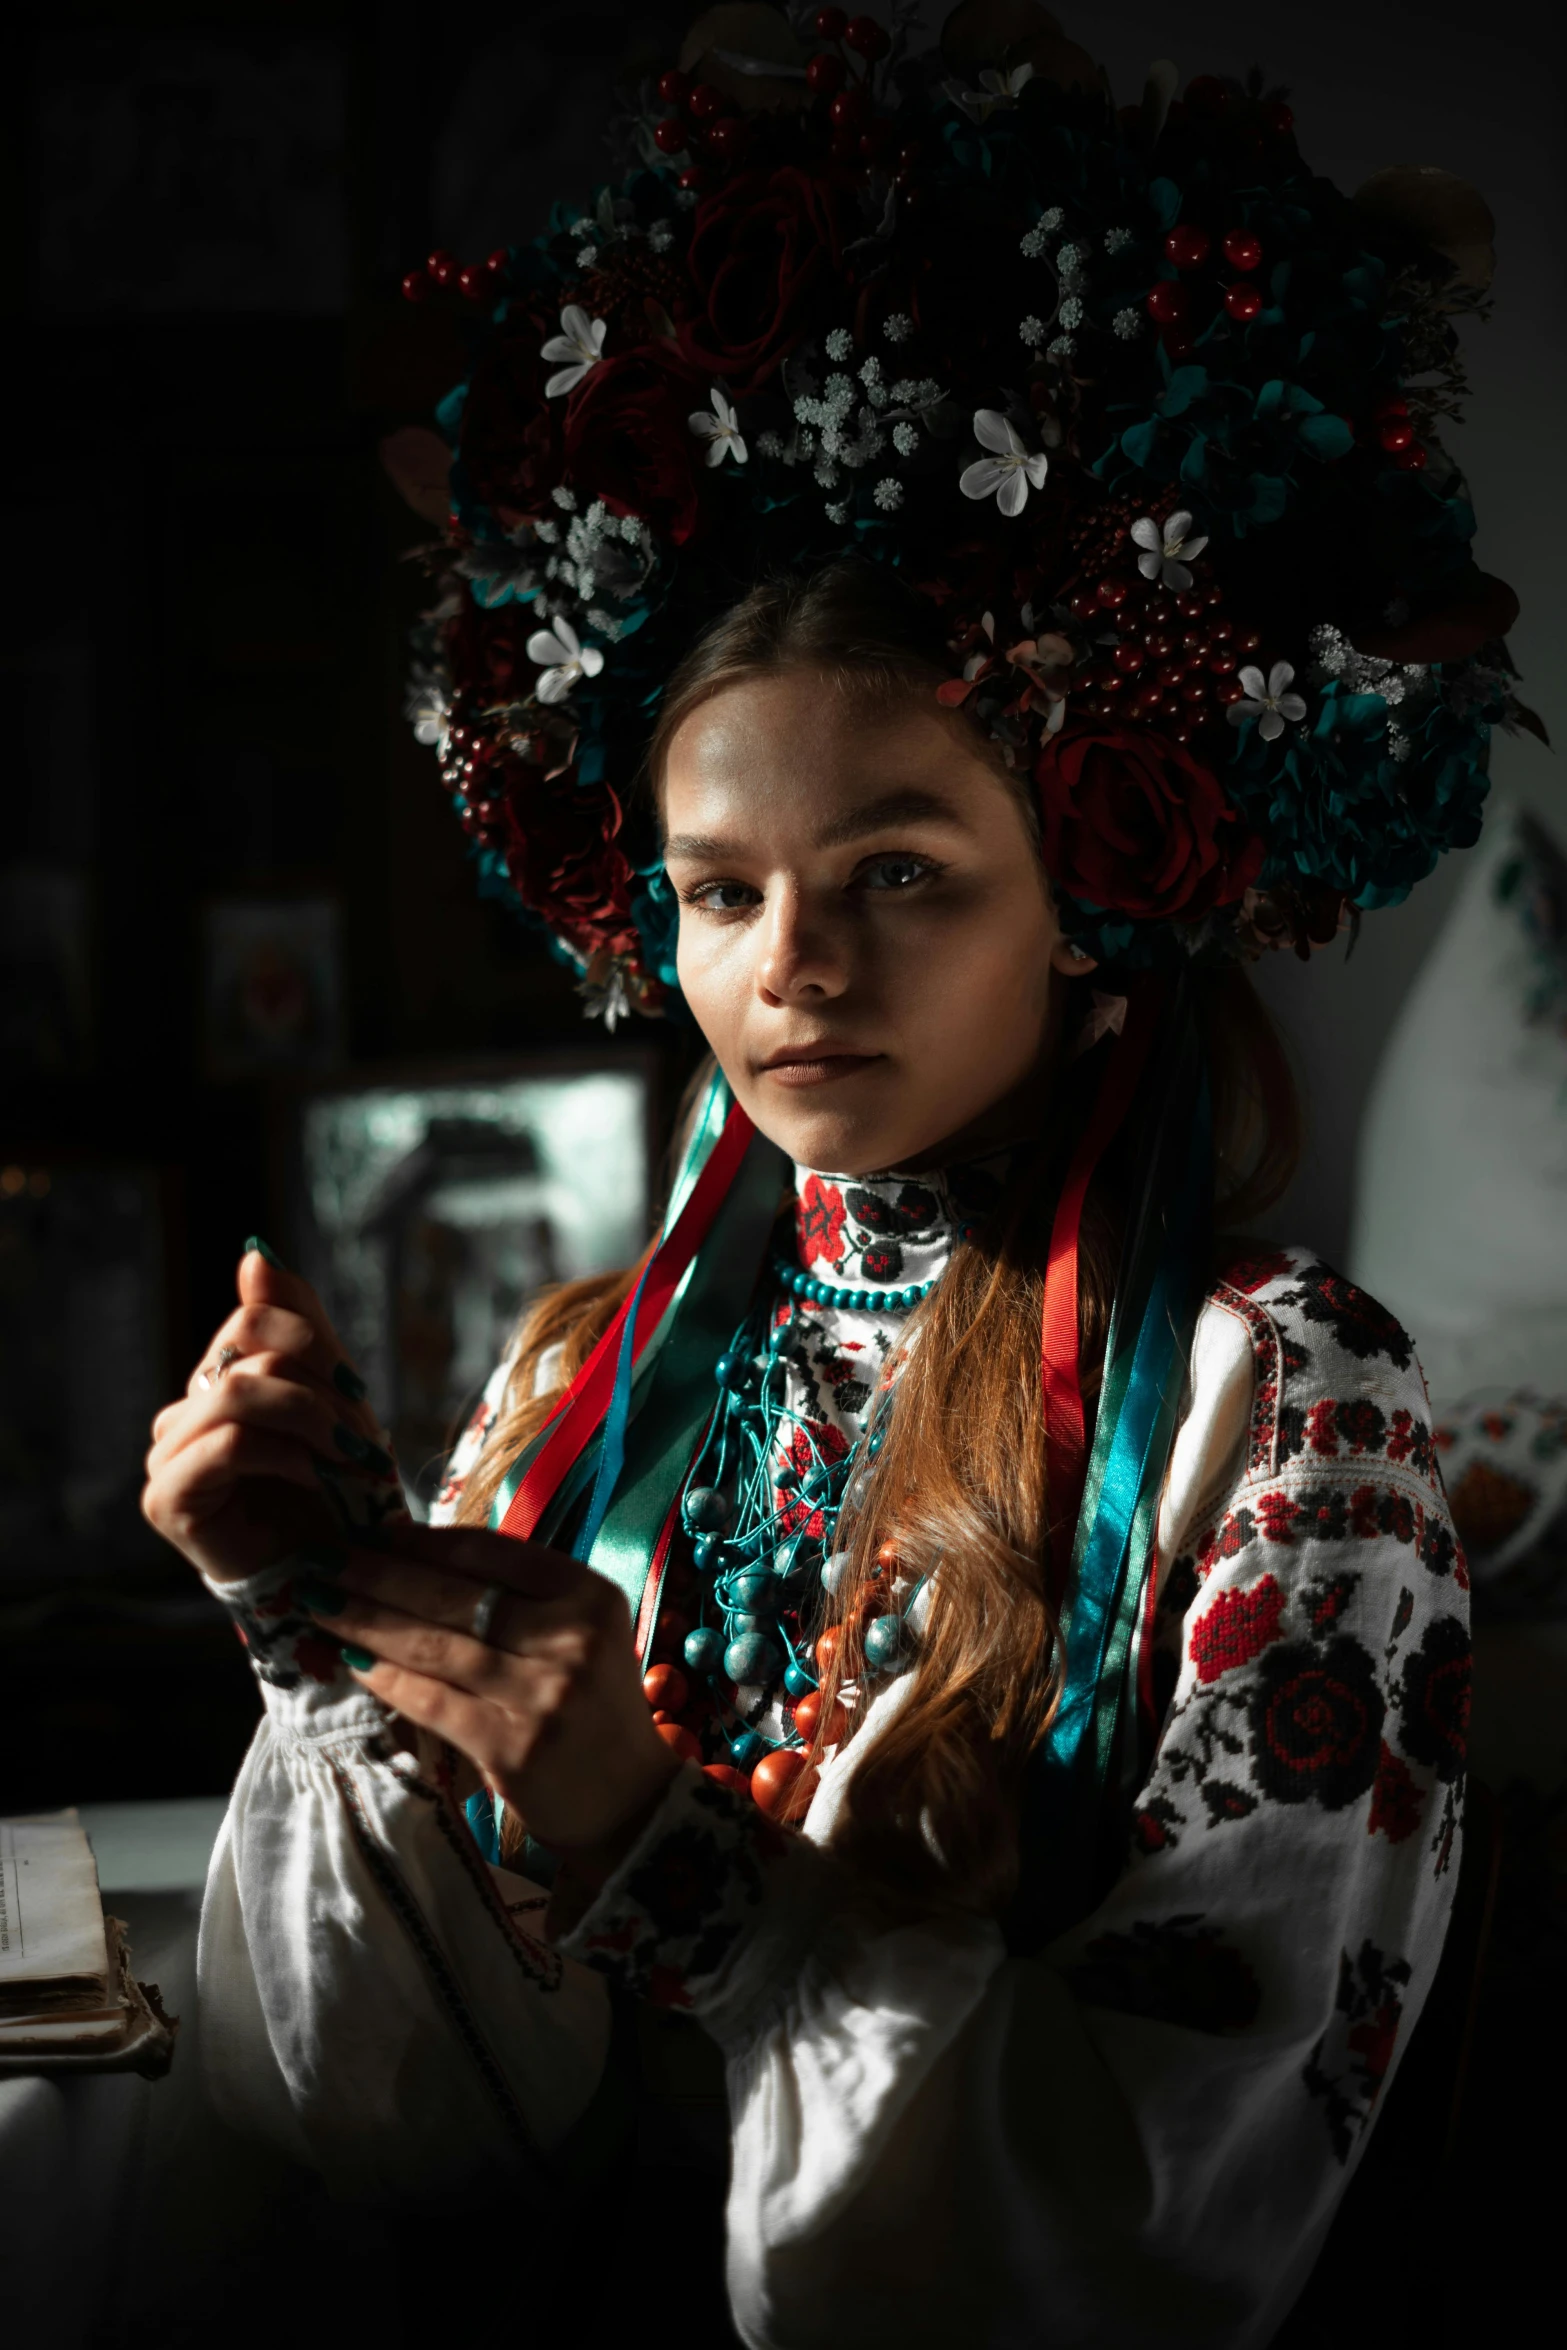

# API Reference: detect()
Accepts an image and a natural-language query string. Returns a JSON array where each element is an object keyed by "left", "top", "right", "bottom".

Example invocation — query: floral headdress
[{"left": 388, "top": 0, "right": 1538, "bottom": 1024}]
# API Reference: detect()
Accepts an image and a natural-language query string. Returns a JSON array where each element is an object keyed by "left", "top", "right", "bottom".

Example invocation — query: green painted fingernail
[
  {"left": 340, "top": 1644, "right": 376, "bottom": 1672},
  {"left": 333, "top": 1362, "right": 369, "bottom": 1402},
  {"left": 244, "top": 1235, "right": 286, "bottom": 1269},
  {"left": 333, "top": 1423, "right": 371, "bottom": 1461}
]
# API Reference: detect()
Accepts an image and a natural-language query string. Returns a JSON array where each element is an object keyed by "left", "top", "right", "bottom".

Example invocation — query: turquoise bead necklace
[{"left": 676, "top": 1268, "right": 930, "bottom": 1770}]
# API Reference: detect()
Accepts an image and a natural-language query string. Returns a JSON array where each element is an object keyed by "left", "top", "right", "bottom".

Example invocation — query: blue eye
[
  {"left": 687, "top": 880, "right": 757, "bottom": 914},
  {"left": 860, "top": 855, "right": 931, "bottom": 892}
]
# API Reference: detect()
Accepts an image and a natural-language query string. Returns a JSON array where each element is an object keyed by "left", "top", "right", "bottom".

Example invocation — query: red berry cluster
[
  {"left": 1065, "top": 556, "right": 1261, "bottom": 747},
  {"left": 402, "top": 246, "right": 511, "bottom": 305},
  {"left": 1365, "top": 393, "right": 1427, "bottom": 473},
  {"left": 651, "top": 70, "right": 752, "bottom": 189},
  {"left": 1146, "top": 220, "right": 1266, "bottom": 360}
]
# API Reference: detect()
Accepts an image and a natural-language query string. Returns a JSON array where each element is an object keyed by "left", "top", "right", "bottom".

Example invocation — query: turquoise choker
[{"left": 774, "top": 1255, "right": 938, "bottom": 1315}]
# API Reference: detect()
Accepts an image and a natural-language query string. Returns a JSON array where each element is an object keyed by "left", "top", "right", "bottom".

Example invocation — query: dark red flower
[
  {"left": 459, "top": 296, "right": 567, "bottom": 523},
  {"left": 677, "top": 166, "right": 851, "bottom": 394},
  {"left": 1250, "top": 1636, "right": 1385, "bottom": 1808},
  {"left": 1034, "top": 723, "right": 1265, "bottom": 922},
  {"left": 561, "top": 346, "right": 707, "bottom": 546},
  {"left": 494, "top": 759, "right": 639, "bottom": 962}
]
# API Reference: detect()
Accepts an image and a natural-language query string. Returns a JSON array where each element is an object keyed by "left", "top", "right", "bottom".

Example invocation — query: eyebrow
[{"left": 662, "top": 788, "right": 969, "bottom": 863}]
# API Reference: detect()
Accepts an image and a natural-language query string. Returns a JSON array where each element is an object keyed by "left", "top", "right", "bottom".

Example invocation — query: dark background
[{"left": 1, "top": 1, "right": 1561, "bottom": 1814}]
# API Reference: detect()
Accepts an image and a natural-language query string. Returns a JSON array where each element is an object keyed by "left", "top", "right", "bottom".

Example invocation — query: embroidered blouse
[{"left": 195, "top": 1163, "right": 1469, "bottom": 2345}]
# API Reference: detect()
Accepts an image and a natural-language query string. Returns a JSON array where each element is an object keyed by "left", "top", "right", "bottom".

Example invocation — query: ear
[{"left": 1050, "top": 938, "right": 1097, "bottom": 976}]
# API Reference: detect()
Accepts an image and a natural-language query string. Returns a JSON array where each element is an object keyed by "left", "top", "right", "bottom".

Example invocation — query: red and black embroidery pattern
[
  {"left": 570, "top": 1769, "right": 785, "bottom": 2011},
  {"left": 1396, "top": 1614, "right": 1471, "bottom": 1783},
  {"left": 1303, "top": 1938, "right": 1413, "bottom": 2163},
  {"left": 1250, "top": 1637, "right": 1385, "bottom": 1810}
]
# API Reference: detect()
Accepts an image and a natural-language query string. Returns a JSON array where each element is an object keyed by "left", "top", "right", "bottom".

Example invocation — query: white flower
[
  {"left": 525, "top": 616, "right": 604, "bottom": 704},
  {"left": 1131, "top": 509, "right": 1210, "bottom": 591},
  {"left": 647, "top": 220, "right": 673, "bottom": 254},
  {"left": 688, "top": 385, "right": 747, "bottom": 467},
  {"left": 1226, "top": 661, "right": 1308, "bottom": 743},
  {"left": 958, "top": 410, "right": 1049, "bottom": 518},
  {"left": 1112, "top": 306, "right": 1141, "bottom": 340},
  {"left": 825, "top": 328, "right": 853, "bottom": 361},
  {"left": 406, "top": 675, "right": 451, "bottom": 755},
  {"left": 874, "top": 478, "right": 903, "bottom": 510},
  {"left": 948, "top": 62, "right": 1034, "bottom": 124},
  {"left": 1056, "top": 242, "right": 1088, "bottom": 278},
  {"left": 883, "top": 312, "right": 913, "bottom": 343},
  {"left": 756, "top": 429, "right": 785, "bottom": 459},
  {"left": 1057, "top": 295, "right": 1084, "bottom": 329},
  {"left": 540, "top": 304, "right": 606, "bottom": 398},
  {"left": 550, "top": 484, "right": 577, "bottom": 511},
  {"left": 575, "top": 244, "right": 597, "bottom": 269},
  {"left": 824, "top": 501, "right": 848, "bottom": 526},
  {"left": 1047, "top": 335, "right": 1075, "bottom": 360},
  {"left": 1104, "top": 226, "right": 1133, "bottom": 254},
  {"left": 1020, "top": 315, "right": 1046, "bottom": 346},
  {"left": 892, "top": 421, "right": 920, "bottom": 456}
]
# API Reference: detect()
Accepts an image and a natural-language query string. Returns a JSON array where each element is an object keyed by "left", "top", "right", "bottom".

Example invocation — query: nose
[{"left": 754, "top": 882, "right": 851, "bottom": 1006}]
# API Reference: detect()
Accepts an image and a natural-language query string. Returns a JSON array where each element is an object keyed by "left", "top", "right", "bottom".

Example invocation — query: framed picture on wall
[
  {"left": 282, "top": 1053, "right": 656, "bottom": 1512},
  {"left": 203, "top": 894, "right": 345, "bottom": 1081}
]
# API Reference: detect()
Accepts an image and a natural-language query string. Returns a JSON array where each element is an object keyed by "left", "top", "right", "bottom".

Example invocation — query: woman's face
[{"left": 662, "top": 668, "right": 1091, "bottom": 1175}]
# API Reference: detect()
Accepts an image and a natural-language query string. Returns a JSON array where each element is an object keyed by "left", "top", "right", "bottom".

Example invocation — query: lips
[{"left": 756, "top": 1042, "right": 883, "bottom": 1088}]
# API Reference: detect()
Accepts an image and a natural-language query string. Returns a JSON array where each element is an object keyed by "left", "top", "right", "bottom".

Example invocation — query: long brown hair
[{"left": 458, "top": 563, "right": 1300, "bottom": 1912}]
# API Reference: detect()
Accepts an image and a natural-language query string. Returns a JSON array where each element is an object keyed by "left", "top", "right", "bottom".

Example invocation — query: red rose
[
  {"left": 459, "top": 296, "right": 566, "bottom": 524},
  {"left": 561, "top": 347, "right": 706, "bottom": 546},
  {"left": 496, "top": 762, "right": 639, "bottom": 962},
  {"left": 677, "top": 166, "right": 850, "bottom": 394},
  {"left": 1034, "top": 724, "right": 1264, "bottom": 922}
]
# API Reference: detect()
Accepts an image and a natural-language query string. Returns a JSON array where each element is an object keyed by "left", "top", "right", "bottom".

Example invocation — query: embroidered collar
[{"left": 791, "top": 1153, "right": 1014, "bottom": 1295}]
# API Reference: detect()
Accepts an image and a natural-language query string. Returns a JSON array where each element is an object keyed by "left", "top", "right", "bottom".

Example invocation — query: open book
[{"left": 0, "top": 1813, "right": 177, "bottom": 2070}]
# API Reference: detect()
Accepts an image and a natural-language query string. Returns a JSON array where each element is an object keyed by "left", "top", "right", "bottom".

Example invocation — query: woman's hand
[
  {"left": 295, "top": 1523, "right": 681, "bottom": 1875},
  {"left": 143, "top": 1246, "right": 392, "bottom": 1585}
]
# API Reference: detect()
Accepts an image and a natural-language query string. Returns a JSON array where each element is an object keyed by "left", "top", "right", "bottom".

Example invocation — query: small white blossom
[
  {"left": 1047, "top": 334, "right": 1076, "bottom": 359},
  {"left": 1131, "top": 509, "right": 1210, "bottom": 591},
  {"left": 688, "top": 385, "right": 747, "bottom": 467},
  {"left": 1112, "top": 306, "right": 1142, "bottom": 340},
  {"left": 883, "top": 312, "right": 913, "bottom": 343},
  {"left": 958, "top": 409, "right": 1049, "bottom": 518},
  {"left": 859, "top": 355, "right": 882, "bottom": 384},
  {"left": 815, "top": 457, "right": 840, "bottom": 488},
  {"left": 824, "top": 373, "right": 855, "bottom": 414},
  {"left": 1104, "top": 226, "right": 1134, "bottom": 254},
  {"left": 824, "top": 501, "right": 848, "bottom": 526},
  {"left": 532, "top": 517, "right": 560, "bottom": 545},
  {"left": 525, "top": 616, "right": 604, "bottom": 704},
  {"left": 407, "top": 675, "right": 451, "bottom": 755},
  {"left": 647, "top": 221, "right": 673, "bottom": 253},
  {"left": 1042, "top": 206, "right": 1065, "bottom": 232},
  {"left": 947, "top": 61, "right": 1035, "bottom": 124},
  {"left": 550, "top": 485, "right": 577, "bottom": 511},
  {"left": 675, "top": 186, "right": 698, "bottom": 210},
  {"left": 1388, "top": 724, "right": 1412, "bottom": 762},
  {"left": 874, "top": 477, "right": 904, "bottom": 510},
  {"left": 756, "top": 429, "right": 785, "bottom": 459},
  {"left": 585, "top": 607, "right": 625, "bottom": 641},
  {"left": 1227, "top": 661, "right": 1308, "bottom": 743},
  {"left": 1020, "top": 315, "right": 1046, "bottom": 346},
  {"left": 1058, "top": 295, "right": 1084, "bottom": 329},
  {"left": 575, "top": 244, "right": 597, "bottom": 269},
  {"left": 825, "top": 328, "right": 853, "bottom": 361},
  {"left": 540, "top": 304, "right": 606, "bottom": 397},
  {"left": 1056, "top": 242, "right": 1088, "bottom": 278},
  {"left": 892, "top": 420, "right": 920, "bottom": 456}
]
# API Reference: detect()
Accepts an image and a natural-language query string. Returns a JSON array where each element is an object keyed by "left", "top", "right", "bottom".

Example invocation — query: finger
[
  {"left": 189, "top": 1303, "right": 371, "bottom": 1411},
  {"left": 372, "top": 1518, "right": 580, "bottom": 1601},
  {"left": 234, "top": 1246, "right": 372, "bottom": 1404},
  {"left": 148, "top": 1372, "right": 391, "bottom": 1484},
  {"left": 144, "top": 1424, "right": 327, "bottom": 1540},
  {"left": 304, "top": 1582, "right": 591, "bottom": 1699},
  {"left": 339, "top": 1657, "right": 524, "bottom": 1777}
]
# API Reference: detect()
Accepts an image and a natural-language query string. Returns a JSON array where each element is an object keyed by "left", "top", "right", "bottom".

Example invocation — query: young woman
[{"left": 143, "top": 11, "right": 1521, "bottom": 2341}]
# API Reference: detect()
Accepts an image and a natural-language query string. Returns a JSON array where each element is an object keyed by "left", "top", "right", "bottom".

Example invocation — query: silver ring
[
  {"left": 195, "top": 1344, "right": 242, "bottom": 1392},
  {"left": 469, "top": 1583, "right": 505, "bottom": 1646}
]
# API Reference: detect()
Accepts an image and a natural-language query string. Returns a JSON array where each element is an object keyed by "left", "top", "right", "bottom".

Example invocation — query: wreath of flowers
[{"left": 388, "top": 0, "right": 1538, "bottom": 1024}]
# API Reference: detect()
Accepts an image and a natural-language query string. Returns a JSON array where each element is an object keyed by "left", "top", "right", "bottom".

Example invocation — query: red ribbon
[
  {"left": 499, "top": 1099, "right": 757, "bottom": 1542},
  {"left": 1040, "top": 985, "right": 1162, "bottom": 1601}
]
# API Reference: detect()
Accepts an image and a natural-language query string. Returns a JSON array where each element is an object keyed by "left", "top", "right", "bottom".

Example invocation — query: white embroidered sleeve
[
  {"left": 561, "top": 1252, "right": 1470, "bottom": 2348},
  {"left": 196, "top": 1344, "right": 612, "bottom": 2200}
]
